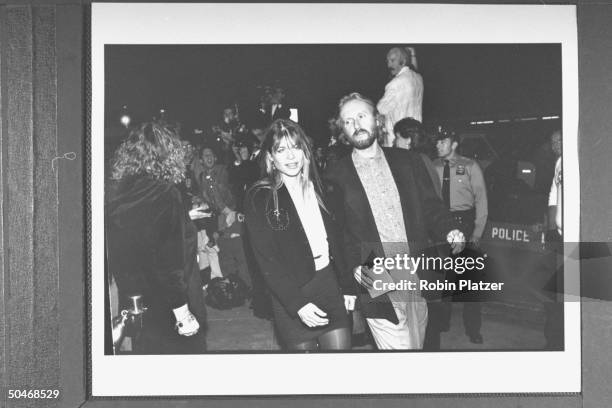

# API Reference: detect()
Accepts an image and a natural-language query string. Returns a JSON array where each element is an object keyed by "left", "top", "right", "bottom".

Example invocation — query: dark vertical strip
[
  {"left": 578, "top": 6, "right": 612, "bottom": 240},
  {"left": 5, "top": 4, "right": 35, "bottom": 395},
  {"left": 84, "top": 3, "right": 92, "bottom": 398},
  {"left": 0, "top": 4, "right": 6, "bottom": 395},
  {"left": 31, "top": 5, "right": 59, "bottom": 400},
  {"left": 578, "top": 4, "right": 612, "bottom": 408},
  {"left": 56, "top": 4, "right": 85, "bottom": 406}
]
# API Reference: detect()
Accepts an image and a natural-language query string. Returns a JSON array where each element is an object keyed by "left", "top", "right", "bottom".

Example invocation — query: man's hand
[
  {"left": 343, "top": 295, "right": 357, "bottom": 312},
  {"left": 447, "top": 229, "right": 466, "bottom": 255},
  {"left": 470, "top": 235, "right": 481, "bottom": 249},
  {"left": 223, "top": 208, "right": 237, "bottom": 227},
  {"left": 297, "top": 303, "right": 329, "bottom": 327},
  {"left": 353, "top": 265, "right": 376, "bottom": 290}
]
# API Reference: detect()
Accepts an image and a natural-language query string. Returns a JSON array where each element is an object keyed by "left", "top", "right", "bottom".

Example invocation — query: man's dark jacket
[{"left": 324, "top": 147, "right": 461, "bottom": 323}]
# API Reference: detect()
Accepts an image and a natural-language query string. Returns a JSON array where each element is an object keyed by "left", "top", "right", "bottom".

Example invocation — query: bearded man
[{"left": 324, "top": 93, "right": 465, "bottom": 350}]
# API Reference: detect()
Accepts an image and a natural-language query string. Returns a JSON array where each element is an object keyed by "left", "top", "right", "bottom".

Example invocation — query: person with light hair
[
  {"left": 326, "top": 93, "right": 465, "bottom": 350},
  {"left": 377, "top": 47, "right": 424, "bottom": 147}
]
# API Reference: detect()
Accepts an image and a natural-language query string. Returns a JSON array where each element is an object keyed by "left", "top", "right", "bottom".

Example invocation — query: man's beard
[{"left": 348, "top": 128, "right": 378, "bottom": 150}]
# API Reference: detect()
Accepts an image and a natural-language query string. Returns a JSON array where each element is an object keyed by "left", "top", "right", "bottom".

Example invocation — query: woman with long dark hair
[
  {"left": 107, "top": 121, "right": 207, "bottom": 354},
  {"left": 245, "top": 119, "right": 355, "bottom": 351}
]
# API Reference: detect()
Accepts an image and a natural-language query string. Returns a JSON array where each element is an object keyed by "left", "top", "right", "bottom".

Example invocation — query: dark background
[
  {"left": 105, "top": 43, "right": 561, "bottom": 145},
  {"left": 105, "top": 43, "right": 563, "bottom": 226},
  {"left": 0, "top": 1, "right": 611, "bottom": 408}
]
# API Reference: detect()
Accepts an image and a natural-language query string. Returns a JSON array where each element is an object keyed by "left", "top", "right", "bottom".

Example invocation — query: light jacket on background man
[{"left": 377, "top": 66, "right": 423, "bottom": 147}]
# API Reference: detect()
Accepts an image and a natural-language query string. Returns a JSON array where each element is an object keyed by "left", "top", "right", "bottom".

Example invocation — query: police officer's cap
[{"left": 433, "top": 125, "right": 458, "bottom": 142}]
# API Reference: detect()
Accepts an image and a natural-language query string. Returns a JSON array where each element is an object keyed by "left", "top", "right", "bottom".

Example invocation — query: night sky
[{"left": 105, "top": 43, "right": 561, "bottom": 145}]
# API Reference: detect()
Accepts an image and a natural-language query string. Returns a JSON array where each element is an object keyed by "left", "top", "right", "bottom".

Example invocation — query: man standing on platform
[
  {"left": 433, "top": 129, "right": 488, "bottom": 344},
  {"left": 377, "top": 47, "right": 423, "bottom": 147}
]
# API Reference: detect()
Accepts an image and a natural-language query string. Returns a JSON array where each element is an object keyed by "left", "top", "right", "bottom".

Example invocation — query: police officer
[{"left": 433, "top": 128, "right": 488, "bottom": 344}]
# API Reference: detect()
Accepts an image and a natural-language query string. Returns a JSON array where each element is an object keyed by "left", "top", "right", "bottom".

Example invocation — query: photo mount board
[{"left": 91, "top": 2, "right": 580, "bottom": 397}]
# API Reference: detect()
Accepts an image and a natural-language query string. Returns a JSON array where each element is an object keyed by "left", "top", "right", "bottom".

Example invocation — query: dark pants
[
  {"left": 420, "top": 245, "right": 448, "bottom": 351},
  {"left": 194, "top": 214, "right": 218, "bottom": 245},
  {"left": 423, "top": 300, "right": 446, "bottom": 350},
  {"left": 218, "top": 235, "right": 251, "bottom": 288},
  {"left": 462, "top": 301, "right": 482, "bottom": 336},
  {"left": 543, "top": 230, "right": 564, "bottom": 350},
  {"left": 443, "top": 209, "right": 483, "bottom": 337}
]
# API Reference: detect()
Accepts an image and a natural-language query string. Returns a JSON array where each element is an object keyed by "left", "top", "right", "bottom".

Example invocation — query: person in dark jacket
[
  {"left": 325, "top": 93, "right": 465, "bottom": 350},
  {"left": 228, "top": 141, "right": 259, "bottom": 213},
  {"left": 245, "top": 119, "right": 355, "bottom": 351},
  {"left": 392, "top": 117, "right": 451, "bottom": 350},
  {"left": 393, "top": 117, "right": 442, "bottom": 197},
  {"left": 106, "top": 121, "right": 207, "bottom": 354}
]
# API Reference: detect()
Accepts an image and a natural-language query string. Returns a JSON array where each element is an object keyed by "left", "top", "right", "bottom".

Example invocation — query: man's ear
[{"left": 451, "top": 141, "right": 459, "bottom": 151}]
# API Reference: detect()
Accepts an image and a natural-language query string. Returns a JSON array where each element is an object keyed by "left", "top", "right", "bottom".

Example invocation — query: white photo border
[{"left": 91, "top": 2, "right": 581, "bottom": 396}]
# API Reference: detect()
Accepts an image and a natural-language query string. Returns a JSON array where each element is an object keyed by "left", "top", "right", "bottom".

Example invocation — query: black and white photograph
[
  {"left": 7, "top": 1, "right": 612, "bottom": 406},
  {"left": 104, "top": 43, "right": 565, "bottom": 353},
  {"left": 91, "top": 3, "right": 581, "bottom": 396}
]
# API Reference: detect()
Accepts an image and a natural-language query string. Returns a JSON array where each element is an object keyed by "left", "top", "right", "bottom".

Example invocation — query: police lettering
[{"left": 491, "top": 227, "right": 530, "bottom": 242}]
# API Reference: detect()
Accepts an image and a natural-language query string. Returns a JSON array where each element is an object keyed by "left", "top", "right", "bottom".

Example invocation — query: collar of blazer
[
  {"left": 273, "top": 183, "right": 334, "bottom": 237},
  {"left": 330, "top": 147, "right": 417, "bottom": 244}
]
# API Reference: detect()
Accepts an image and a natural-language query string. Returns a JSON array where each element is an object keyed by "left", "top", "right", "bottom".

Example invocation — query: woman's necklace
[{"left": 265, "top": 187, "right": 290, "bottom": 231}]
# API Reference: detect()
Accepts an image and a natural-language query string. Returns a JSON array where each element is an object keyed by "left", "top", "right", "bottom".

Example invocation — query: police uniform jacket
[{"left": 433, "top": 154, "right": 488, "bottom": 239}]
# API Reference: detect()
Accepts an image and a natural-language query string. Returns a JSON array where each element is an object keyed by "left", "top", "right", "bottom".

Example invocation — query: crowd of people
[{"left": 105, "top": 46, "right": 563, "bottom": 354}]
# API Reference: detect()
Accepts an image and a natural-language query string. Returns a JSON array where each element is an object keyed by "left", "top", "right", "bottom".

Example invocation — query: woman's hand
[
  {"left": 173, "top": 304, "right": 200, "bottom": 336},
  {"left": 343, "top": 295, "right": 357, "bottom": 312},
  {"left": 297, "top": 303, "right": 329, "bottom": 327}
]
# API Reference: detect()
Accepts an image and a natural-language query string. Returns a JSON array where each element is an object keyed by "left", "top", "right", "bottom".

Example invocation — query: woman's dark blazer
[{"left": 244, "top": 183, "right": 355, "bottom": 317}]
